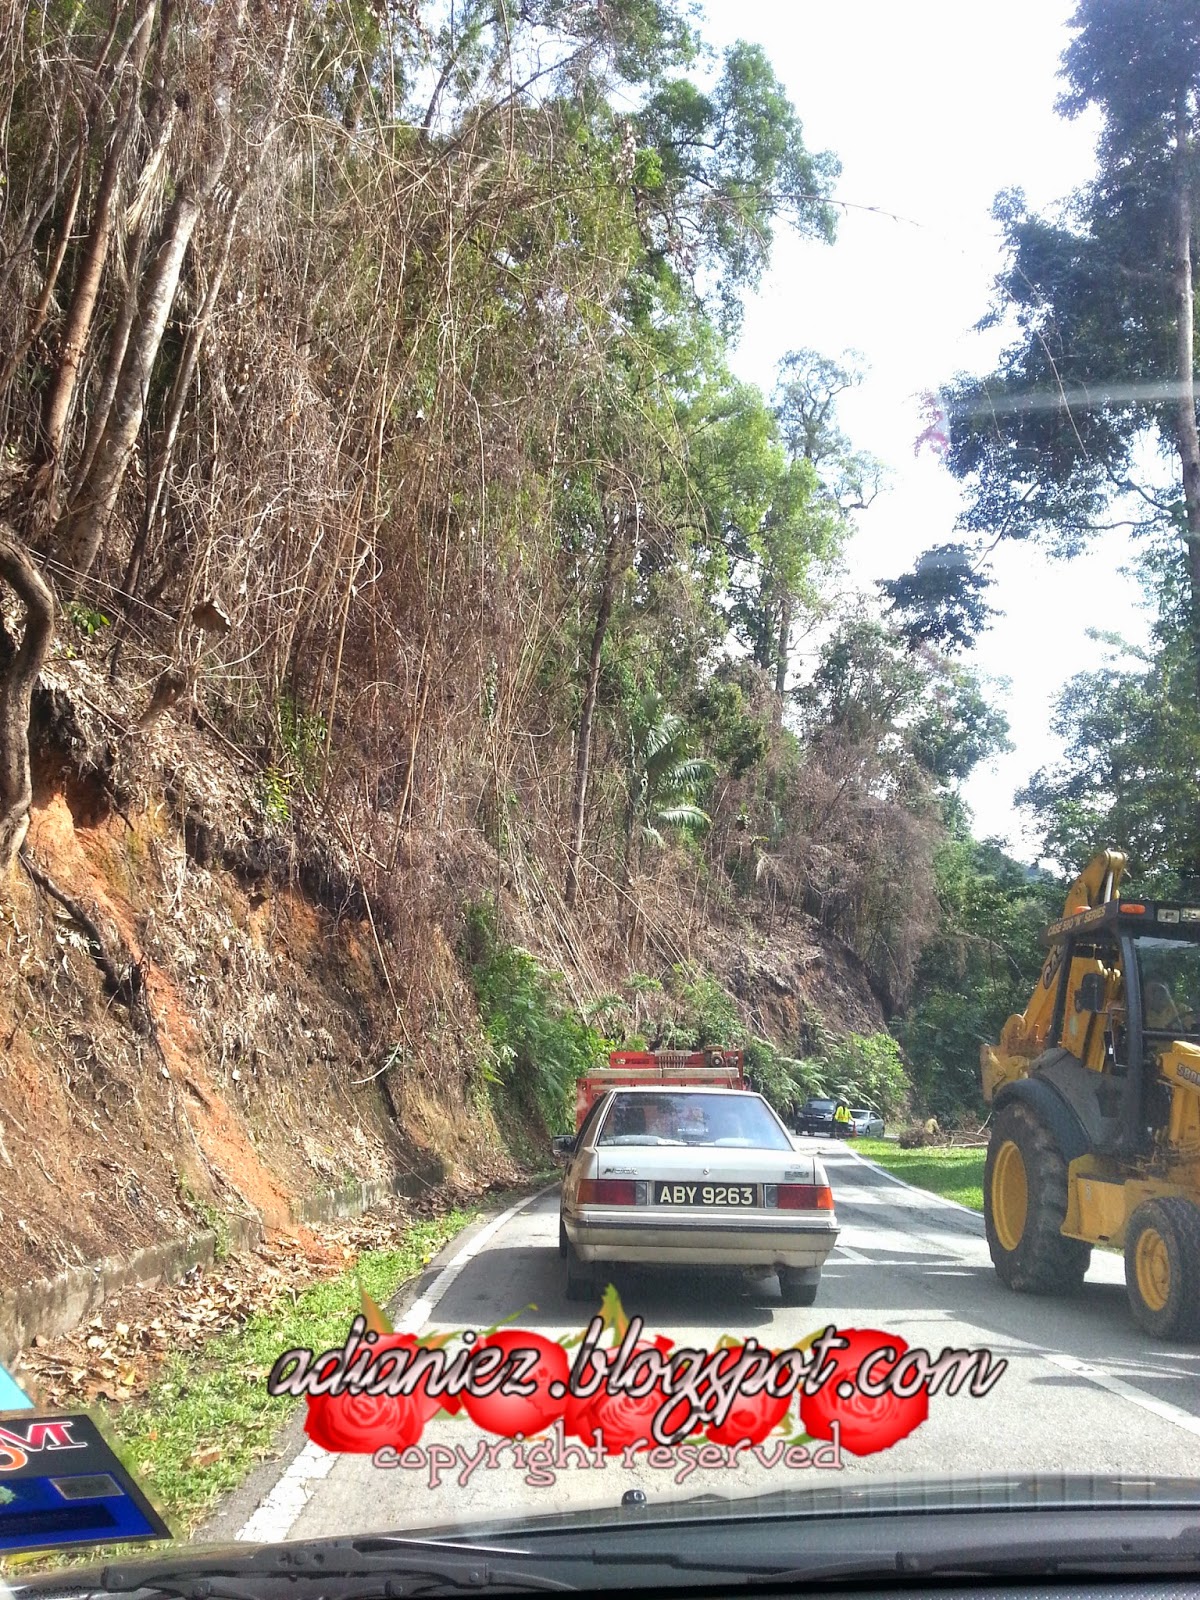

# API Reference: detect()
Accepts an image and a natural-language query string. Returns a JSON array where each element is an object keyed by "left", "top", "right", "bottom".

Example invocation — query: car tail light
[
  {"left": 578, "top": 1179, "right": 640, "bottom": 1204},
  {"left": 764, "top": 1183, "right": 834, "bottom": 1210}
]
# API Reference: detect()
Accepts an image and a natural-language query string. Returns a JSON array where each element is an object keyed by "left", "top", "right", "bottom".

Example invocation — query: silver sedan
[
  {"left": 555, "top": 1086, "right": 839, "bottom": 1307},
  {"left": 849, "top": 1106, "right": 885, "bottom": 1138}
]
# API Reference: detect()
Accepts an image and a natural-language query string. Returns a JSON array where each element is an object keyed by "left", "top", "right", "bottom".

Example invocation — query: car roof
[{"left": 598, "top": 1084, "right": 759, "bottom": 1097}]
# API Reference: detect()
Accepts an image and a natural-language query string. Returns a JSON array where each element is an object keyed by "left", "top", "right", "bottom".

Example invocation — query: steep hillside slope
[{"left": 2, "top": 654, "right": 883, "bottom": 1325}]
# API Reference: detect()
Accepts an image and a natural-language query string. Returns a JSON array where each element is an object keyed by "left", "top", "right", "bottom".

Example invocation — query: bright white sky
[{"left": 699, "top": 0, "right": 1152, "bottom": 860}]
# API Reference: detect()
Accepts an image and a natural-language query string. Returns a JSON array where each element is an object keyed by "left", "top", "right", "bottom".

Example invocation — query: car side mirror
[
  {"left": 1075, "top": 972, "right": 1106, "bottom": 1014},
  {"left": 551, "top": 1133, "right": 576, "bottom": 1163}
]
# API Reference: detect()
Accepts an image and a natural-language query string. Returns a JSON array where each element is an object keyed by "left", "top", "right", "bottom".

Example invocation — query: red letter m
[{"left": 7, "top": 1420, "right": 86, "bottom": 1451}]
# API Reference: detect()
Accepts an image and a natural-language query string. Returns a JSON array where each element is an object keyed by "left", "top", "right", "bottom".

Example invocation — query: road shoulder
[{"left": 200, "top": 1184, "right": 555, "bottom": 1544}]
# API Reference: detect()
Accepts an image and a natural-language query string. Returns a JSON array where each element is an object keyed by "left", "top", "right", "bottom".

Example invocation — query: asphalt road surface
[{"left": 211, "top": 1142, "right": 1200, "bottom": 1543}]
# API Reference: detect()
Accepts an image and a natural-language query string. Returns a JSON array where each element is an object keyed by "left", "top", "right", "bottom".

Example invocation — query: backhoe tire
[
  {"left": 984, "top": 1101, "right": 1092, "bottom": 1294},
  {"left": 1125, "top": 1198, "right": 1200, "bottom": 1342}
]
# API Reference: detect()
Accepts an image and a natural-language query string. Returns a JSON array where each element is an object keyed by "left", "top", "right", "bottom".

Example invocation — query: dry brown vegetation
[{"left": 0, "top": 0, "right": 999, "bottom": 1296}]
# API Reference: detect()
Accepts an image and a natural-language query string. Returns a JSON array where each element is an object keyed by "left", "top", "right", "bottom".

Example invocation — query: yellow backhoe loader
[{"left": 981, "top": 849, "right": 1200, "bottom": 1339}]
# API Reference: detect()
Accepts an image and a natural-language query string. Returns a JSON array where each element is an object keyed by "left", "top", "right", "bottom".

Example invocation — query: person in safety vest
[{"left": 833, "top": 1100, "right": 852, "bottom": 1136}]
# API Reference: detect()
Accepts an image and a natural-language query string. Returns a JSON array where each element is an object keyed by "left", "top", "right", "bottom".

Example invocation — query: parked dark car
[{"left": 794, "top": 1097, "right": 841, "bottom": 1137}]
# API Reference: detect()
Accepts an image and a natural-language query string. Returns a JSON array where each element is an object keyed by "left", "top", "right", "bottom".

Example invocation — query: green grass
[
  {"left": 76, "top": 1210, "right": 475, "bottom": 1550},
  {"left": 116, "top": 1211, "right": 474, "bottom": 1530},
  {"left": 852, "top": 1139, "right": 1129, "bottom": 1258},
  {"left": 853, "top": 1137, "right": 984, "bottom": 1212}
]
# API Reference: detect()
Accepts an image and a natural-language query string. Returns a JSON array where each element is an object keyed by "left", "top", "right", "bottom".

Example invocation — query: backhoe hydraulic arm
[{"left": 983, "top": 850, "right": 1127, "bottom": 1096}]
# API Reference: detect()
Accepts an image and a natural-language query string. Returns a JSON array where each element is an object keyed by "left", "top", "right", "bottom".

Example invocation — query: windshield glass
[
  {"left": 1136, "top": 937, "right": 1200, "bottom": 1035},
  {"left": 597, "top": 1092, "right": 792, "bottom": 1148}
]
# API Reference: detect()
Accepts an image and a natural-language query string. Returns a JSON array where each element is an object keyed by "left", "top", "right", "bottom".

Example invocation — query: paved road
[{"left": 213, "top": 1143, "right": 1200, "bottom": 1542}]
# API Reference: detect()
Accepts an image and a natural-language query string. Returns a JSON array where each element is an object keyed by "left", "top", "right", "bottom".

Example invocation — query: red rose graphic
[
  {"left": 704, "top": 1346, "right": 791, "bottom": 1446},
  {"left": 460, "top": 1330, "right": 570, "bottom": 1438},
  {"left": 566, "top": 1337, "right": 677, "bottom": 1455},
  {"left": 303, "top": 1333, "right": 444, "bottom": 1454},
  {"left": 799, "top": 1327, "right": 928, "bottom": 1456},
  {"left": 562, "top": 1343, "right": 607, "bottom": 1441}
]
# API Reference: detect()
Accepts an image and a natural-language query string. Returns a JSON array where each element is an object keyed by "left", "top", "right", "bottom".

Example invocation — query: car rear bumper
[{"left": 565, "top": 1209, "right": 839, "bottom": 1270}]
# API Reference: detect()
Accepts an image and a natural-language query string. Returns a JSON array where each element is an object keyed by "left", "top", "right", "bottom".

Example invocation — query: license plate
[{"left": 654, "top": 1182, "right": 758, "bottom": 1207}]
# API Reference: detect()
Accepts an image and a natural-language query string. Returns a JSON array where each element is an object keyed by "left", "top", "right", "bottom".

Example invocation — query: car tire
[
  {"left": 558, "top": 1214, "right": 568, "bottom": 1259},
  {"left": 778, "top": 1268, "right": 819, "bottom": 1307},
  {"left": 565, "top": 1242, "right": 594, "bottom": 1303}
]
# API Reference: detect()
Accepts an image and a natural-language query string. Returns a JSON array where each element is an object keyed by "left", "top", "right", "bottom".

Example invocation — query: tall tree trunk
[
  {"left": 0, "top": 149, "right": 85, "bottom": 402},
  {"left": 774, "top": 591, "right": 792, "bottom": 702},
  {"left": 118, "top": 189, "right": 241, "bottom": 619},
  {"left": 0, "top": 531, "right": 55, "bottom": 876},
  {"left": 1173, "top": 106, "right": 1200, "bottom": 873},
  {"left": 54, "top": 0, "right": 246, "bottom": 586},
  {"left": 74, "top": 90, "right": 185, "bottom": 488},
  {"left": 565, "top": 518, "right": 622, "bottom": 910},
  {"left": 620, "top": 776, "right": 638, "bottom": 898},
  {"left": 43, "top": 148, "right": 126, "bottom": 477},
  {"left": 40, "top": 3, "right": 157, "bottom": 494},
  {"left": 56, "top": 199, "right": 201, "bottom": 582},
  {"left": 73, "top": 218, "right": 152, "bottom": 492}
]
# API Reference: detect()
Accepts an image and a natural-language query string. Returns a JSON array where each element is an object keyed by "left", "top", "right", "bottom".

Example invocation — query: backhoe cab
[{"left": 981, "top": 849, "right": 1200, "bottom": 1339}]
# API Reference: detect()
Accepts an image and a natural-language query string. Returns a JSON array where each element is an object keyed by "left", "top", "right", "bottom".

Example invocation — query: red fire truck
[{"left": 574, "top": 1047, "right": 745, "bottom": 1128}]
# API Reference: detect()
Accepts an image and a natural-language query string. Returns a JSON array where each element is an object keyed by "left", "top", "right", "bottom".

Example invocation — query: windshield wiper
[
  {"left": 93, "top": 1539, "right": 577, "bottom": 1599},
  {"left": 26, "top": 1484, "right": 1200, "bottom": 1600}
]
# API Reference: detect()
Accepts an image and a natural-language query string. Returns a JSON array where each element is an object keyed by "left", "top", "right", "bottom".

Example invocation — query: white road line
[
  {"left": 1043, "top": 1351, "right": 1200, "bottom": 1439},
  {"left": 837, "top": 1143, "right": 984, "bottom": 1219},
  {"left": 236, "top": 1442, "right": 337, "bottom": 1542},
  {"left": 395, "top": 1187, "right": 551, "bottom": 1333},
  {"left": 235, "top": 1187, "right": 550, "bottom": 1544},
  {"left": 832, "top": 1242, "right": 869, "bottom": 1262}
]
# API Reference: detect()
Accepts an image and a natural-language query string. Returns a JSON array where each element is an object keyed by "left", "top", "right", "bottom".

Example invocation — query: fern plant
[{"left": 623, "top": 690, "right": 715, "bottom": 886}]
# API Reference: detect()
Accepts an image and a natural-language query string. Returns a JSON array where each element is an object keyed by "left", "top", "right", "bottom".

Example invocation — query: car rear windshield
[{"left": 597, "top": 1092, "right": 792, "bottom": 1149}]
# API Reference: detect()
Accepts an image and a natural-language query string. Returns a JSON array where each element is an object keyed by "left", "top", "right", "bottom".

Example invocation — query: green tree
[
  {"left": 634, "top": 43, "right": 839, "bottom": 329},
  {"left": 686, "top": 663, "right": 772, "bottom": 780},
  {"left": 1018, "top": 547, "right": 1200, "bottom": 890},
  {"left": 563, "top": 58, "right": 840, "bottom": 906},
  {"left": 909, "top": 666, "right": 1013, "bottom": 785},
  {"left": 940, "top": 0, "right": 1200, "bottom": 819},
  {"left": 622, "top": 689, "right": 715, "bottom": 888},
  {"left": 894, "top": 826, "right": 1062, "bottom": 1118},
  {"left": 764, "top": 349, "right": 879, "bottom": 699},
  {"left": 710, "top": 354, "right": 871, "bottom": 704},
  {"left": 879, "top": 543, "right": 998, "bottom": 653}
]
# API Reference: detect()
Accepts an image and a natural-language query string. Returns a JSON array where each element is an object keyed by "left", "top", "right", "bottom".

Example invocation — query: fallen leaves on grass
[{"left": 13, "top": 1206, "right": 430, "bottom": 1411}]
